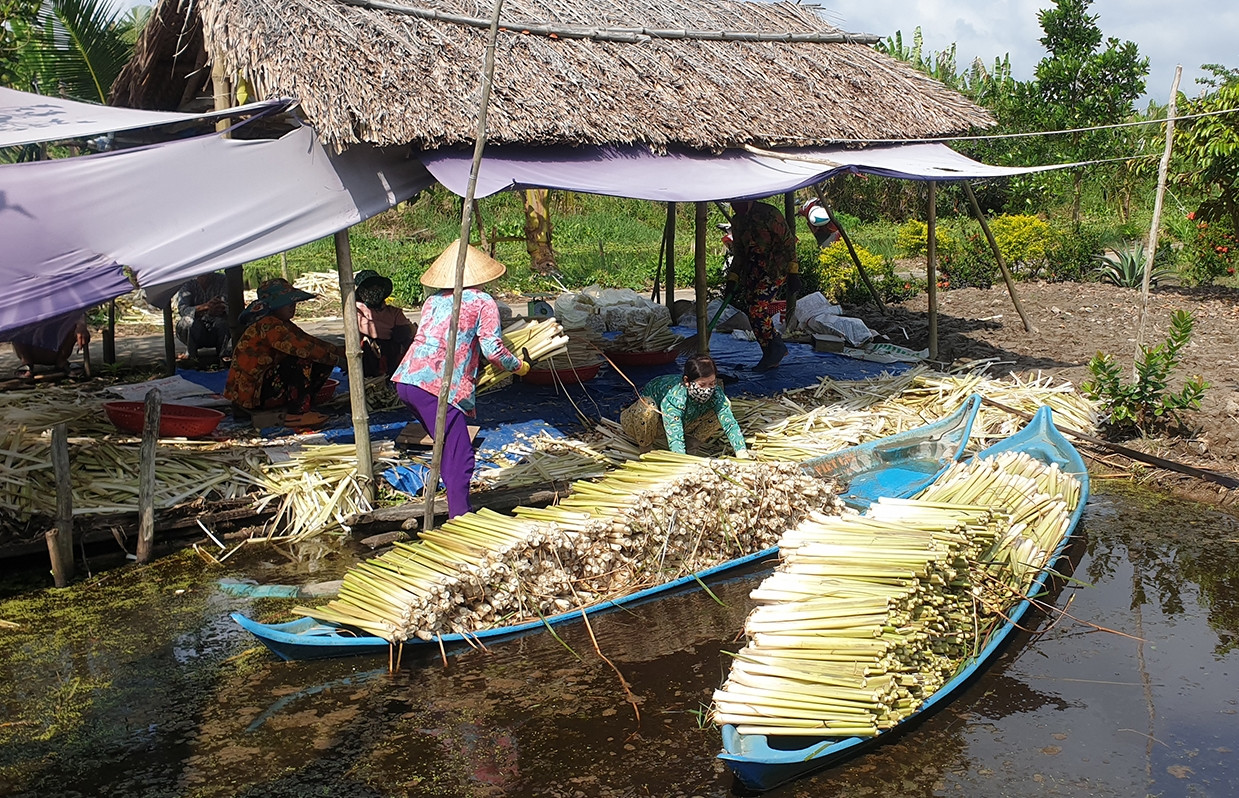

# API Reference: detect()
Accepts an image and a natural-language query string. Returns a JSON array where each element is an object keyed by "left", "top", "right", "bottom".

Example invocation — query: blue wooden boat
[
  {"left": 231, "top": 395, "right": 984, "bottom": 662},
  {"left": 717, "top": 404, "right": 1090, "bottom": 792},
  {"left": 801, "top": 394, "right": 981, "bottom": 510}
]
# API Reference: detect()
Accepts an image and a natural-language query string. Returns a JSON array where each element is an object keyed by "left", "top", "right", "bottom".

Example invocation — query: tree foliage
[
  {"left": 0, "top": 0, "right": 40, "bottom": 87},
  {"left": 1174, "top": 67, "right": 1239, "bottom": 233},
  {"left": 10, "top": 0, "right": 137, "bottom": 103},
  {"left": 1013, "top": 0, "right": 1148, "bottom": 222}
]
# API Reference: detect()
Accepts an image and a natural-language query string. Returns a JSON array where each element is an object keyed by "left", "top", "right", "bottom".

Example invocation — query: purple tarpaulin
[
  {"left": 1, "top": 124, "right": 433, "bottom": 337},
  {"left": 420, "top": 142, "right": 1066, "bottom": 202}
]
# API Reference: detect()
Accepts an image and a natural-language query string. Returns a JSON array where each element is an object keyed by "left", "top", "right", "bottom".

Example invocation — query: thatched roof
[{"left": 113, "top": 0, "right": 993, "bottom": 152}]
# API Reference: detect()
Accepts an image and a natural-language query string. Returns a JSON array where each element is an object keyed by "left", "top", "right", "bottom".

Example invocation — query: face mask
[{"left": 686, "top": 383, "right": 715, "bottom": 403}]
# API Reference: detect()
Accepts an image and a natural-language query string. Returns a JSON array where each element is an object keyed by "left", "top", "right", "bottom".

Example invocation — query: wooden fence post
[
  {"left": 136, "top": 388, "right": 162, "bottom": 564},
  {"left": 47, "top": 423, "right": 75, "bottom": 586}
]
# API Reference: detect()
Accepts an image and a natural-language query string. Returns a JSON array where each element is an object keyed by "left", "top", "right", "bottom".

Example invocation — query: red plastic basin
[
  {"left": 103, "top": 401, "right": 225, "bottom": 438},
  {"left": 314, "top": 378, "right": 340, "bottom": 405},
  {"left": 522, "top": 362, "right": 602, "bottom": 385},
  {"left": 607, "top": 348, "right": 679, "bottom": 367}
]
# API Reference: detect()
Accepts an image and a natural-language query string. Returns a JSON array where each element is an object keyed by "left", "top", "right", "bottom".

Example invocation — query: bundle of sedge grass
[
  {"left": 477, "top": 317, "right": 569, "bottom": 392},
  {"left": 295, "top": 452, "right": 842, "bottom": 643},
  {"left": 711, "top": 451, "right": 1081, "bottom": 739}
]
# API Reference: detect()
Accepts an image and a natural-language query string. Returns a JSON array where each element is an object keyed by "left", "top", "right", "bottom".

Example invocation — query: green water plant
[{"left": 1082, "top": 310, "right": 1208, "bottom": 434}]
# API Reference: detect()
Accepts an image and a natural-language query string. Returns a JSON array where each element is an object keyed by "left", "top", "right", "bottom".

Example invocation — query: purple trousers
[{"left": 396, "top": 383, "right": 474, "bottom": 518}]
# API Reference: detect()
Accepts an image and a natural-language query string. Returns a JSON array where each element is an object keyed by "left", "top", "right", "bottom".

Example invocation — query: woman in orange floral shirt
[{"left": 225, "top": 278, "right": 343, "bottom": 415}]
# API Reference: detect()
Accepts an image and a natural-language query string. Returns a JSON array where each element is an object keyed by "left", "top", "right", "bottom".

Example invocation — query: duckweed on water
[{"left": 0, "top": 551, "right": 216, "bottom": 779}]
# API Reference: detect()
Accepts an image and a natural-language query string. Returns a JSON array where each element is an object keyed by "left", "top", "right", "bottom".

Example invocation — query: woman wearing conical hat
[{"left": 391, "top": 240, "right": 530, "bottom": 518}]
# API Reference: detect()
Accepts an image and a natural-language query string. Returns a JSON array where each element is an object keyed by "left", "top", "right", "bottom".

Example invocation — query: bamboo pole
[
  {"left": 812, "top": 184, "right": 885, "bottom": 314},
  {"left": 162, "top": 303, "right": 177, "bottom": 375},
  {"left": 335, "top": 229, "right": 375, "bottom": 502},
  {"left": 962, "top": 181, "right": 1035, "bottom": 333},
  {"left": 136, "top": 387, "right": 162, "bottom": 564},
  {"left": 423, "top": 0, "right": 506, "bottom": 534},
  {"left": 48, "top": 423, "right": 74, "bottom": 586},
  {"left": 212, "top": 53, "right": 246, "bottom": 348},
  {"left": 926, "top": 180, "right": 938, "bottom": 361},
  {"left": 695, "top": 202, "right": 709, "bottom": 354},
  {"left": 783, "top": 192, "right": 799, "bottom": 330},
  {"left": 665, "top": 202, "right": 677, "bottom": 313},
  {"left": 1136, "top": 66, "right": 1183, "bottom": 357}
]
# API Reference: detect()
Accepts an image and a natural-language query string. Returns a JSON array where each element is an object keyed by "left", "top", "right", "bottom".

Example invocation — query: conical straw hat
[{"left": 420, "top": 239, "right": 507, "bottom": 289}]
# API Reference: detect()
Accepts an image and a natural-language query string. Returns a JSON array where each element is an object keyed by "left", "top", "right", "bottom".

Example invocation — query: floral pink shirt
[{"left": 391, "top": 288, "right": 520, "bottom": 415}]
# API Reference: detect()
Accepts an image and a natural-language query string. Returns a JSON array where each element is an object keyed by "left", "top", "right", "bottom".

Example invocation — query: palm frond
[{"left": 20, "top": 0, "right": 134, "bottom": 104}]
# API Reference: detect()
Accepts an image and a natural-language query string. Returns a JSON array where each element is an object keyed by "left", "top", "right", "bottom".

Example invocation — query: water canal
[{"left": 2, "top": 481, "right": 1237, "bottom": 797}]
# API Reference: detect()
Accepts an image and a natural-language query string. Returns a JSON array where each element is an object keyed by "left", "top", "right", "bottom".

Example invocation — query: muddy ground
[{"left": 849, "top": 281, "right": 1239, "bottom": 503}]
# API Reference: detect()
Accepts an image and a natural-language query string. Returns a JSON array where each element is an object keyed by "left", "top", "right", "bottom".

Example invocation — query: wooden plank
[{"left": 396, "top": 421, "right": 480, "bottom": 446}]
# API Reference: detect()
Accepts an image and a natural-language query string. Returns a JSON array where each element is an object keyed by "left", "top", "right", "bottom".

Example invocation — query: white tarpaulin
[{"left": 0, "top": 86, "right": 289, "bottom": 148}]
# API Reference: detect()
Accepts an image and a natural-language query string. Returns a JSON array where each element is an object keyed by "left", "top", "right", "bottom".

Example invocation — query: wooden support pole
[
  {"left": 211, "top": 53, "right": 246, "bottom": 349},
  {"left": 335, "top": 229, "right": 375, "bottom": 502},
  {"left": 664, "top": 202, "right": 677, "bottom": 312},
  {"left": 423, "top": 0, "right": 506, "bottom": 534},
  {"left": 926, "top": 180, "right": 939, "bottom": 361},
  {"left": 136, "top": 387, "right": 162, "bottom": 564},
  {"left": 103, "top": 299, "right": 116, "bottom": 364},
  {"left": 783, "top": 191, "right": 799, "bottom": 329},
  {"left": 48, "top": 423, "right": 74, "bottom": 586},
  {"left": 162, "top": 303, "right": 177, "bottom": 375},
  {"left": 962, "top": 181, "right": 1035, "bottom": 333},
  {"left": 812, "top": 185, "right": 886, "bottom": 314},
  {"left": 694, "top": 202, "right": 709, "bottom": 354},
  {"left": 1136, "top": 66, "right": 1183, "bottom": 357}
]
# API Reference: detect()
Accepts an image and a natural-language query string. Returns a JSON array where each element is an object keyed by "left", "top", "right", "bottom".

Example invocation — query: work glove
[
  {"left": 515, "top": 347, "right": 533, "bottom": 377},
  {"left": 786, "top": 272, "right": 803, "bottom": 297}
]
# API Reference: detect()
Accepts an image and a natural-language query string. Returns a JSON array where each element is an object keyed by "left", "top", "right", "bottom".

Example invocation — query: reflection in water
[{"left": 2, "top": 483, "right": 1239, "bottom": 797}]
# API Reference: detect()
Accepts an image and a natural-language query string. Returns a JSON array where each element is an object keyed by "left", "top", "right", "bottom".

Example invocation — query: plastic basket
[
  {"left": 314, "top": 379, "right": 340, "bottom": 405},
  {"left": 103, "top": 401, "right": 225, "bottom": 438}
]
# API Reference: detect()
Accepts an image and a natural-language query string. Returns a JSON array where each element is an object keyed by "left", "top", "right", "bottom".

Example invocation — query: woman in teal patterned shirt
[{"left": 621, "top": 354, "right": 749, "bottom": 457}]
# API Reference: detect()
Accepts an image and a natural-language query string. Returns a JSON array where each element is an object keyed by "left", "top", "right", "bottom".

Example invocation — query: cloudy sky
[{"left": 820, "top": 0, "right": 1236, "bottom": 103}]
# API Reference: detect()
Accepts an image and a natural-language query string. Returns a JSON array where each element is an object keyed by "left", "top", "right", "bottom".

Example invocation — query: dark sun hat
[{"left": 257, "top": 278, "right": 315, "bottom": 310}]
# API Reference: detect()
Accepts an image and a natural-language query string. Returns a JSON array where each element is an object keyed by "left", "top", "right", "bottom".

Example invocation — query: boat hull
[{"left": 718, "top": 404, "right": 1090, "bottom": 792}]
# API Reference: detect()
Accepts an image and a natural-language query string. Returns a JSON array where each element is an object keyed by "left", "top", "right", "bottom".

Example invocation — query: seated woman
[
  {"left": 620, "top": 354, "right": 749, "bottom": 457},
  {"left": 10, "top": 313, "right": 89, "bottom": 378},
  {"left": 174, "top": 270, "right": 231, "bottom": 364},
  {"left": 225, "top": 278, "right": 343, "bottom": 418},
  {"left": 354, "top": 269, "right": 415, "bottom": 378}
]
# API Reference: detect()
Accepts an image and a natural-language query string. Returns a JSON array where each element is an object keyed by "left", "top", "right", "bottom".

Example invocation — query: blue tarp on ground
[{"left": 181, "top": 334, "right": 906, "bottom": 498}]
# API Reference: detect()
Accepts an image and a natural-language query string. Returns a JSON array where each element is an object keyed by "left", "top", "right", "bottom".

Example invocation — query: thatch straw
[{"left": 113, "top": 0, "right": 993, "bottom": 152}]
